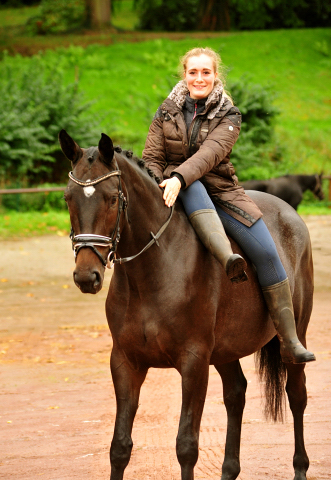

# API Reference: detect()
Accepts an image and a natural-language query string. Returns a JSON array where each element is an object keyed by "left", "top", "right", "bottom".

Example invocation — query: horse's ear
[
  {"left": 59, "top": 129, "right": 82, "bottom": 164},
  {"left": 98, "top": 133, "right": 114, "bottom": 165}
]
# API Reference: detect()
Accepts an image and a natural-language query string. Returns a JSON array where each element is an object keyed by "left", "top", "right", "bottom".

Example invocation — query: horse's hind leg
[
  {"left": 176, "top": 351, "right": 210, "bottom": 480},
  {"left": 286, "top": 363, "right": 309, "bottom": 480},
  {"left": 215, "top": 360, "right": 247, "bottom": 480},
  {"left": 109, "top": 348, "right": 147, "bottom": 480}
]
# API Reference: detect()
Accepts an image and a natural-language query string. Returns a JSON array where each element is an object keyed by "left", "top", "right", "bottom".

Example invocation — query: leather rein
[{"left": 68, "top": 169, "right": 174, "bottom": 269}]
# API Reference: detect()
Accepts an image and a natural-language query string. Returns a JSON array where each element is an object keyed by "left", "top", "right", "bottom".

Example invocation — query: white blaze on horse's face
[{"left": 84, "top": 181, "right": 95, "bottom": 198}]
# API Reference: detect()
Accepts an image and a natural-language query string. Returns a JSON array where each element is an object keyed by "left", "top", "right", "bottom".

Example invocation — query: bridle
[{"left": 68, "top": 168, "right": 174, "bottom": 269}]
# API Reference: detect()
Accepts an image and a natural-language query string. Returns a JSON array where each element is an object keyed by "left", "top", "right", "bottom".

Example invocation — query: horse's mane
[{"left": 114, "top": 145, "right": 162, "bottom": 186}]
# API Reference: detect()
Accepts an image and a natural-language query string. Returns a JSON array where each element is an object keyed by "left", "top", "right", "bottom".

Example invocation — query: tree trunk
[
  {"left": 87, "top": 0, "right": 111, "bottom": 28},
  {"left": 198, "top": 0, "right": 231, "bottom": 31}
]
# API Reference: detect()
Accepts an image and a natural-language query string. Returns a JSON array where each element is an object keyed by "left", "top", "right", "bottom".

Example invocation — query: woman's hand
[{"left": 159, "top": 177, "right": 181, "bottom": 207}]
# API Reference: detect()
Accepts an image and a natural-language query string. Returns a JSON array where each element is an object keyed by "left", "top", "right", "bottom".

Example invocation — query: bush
[
  {"left": 26, "top": 0, "right": 87, "bottom": 35},
  {"left": 134, "top": 0, "right": 199, "bottom": 31},
  {"left": 0, "top": 53, "right": 101, "bottom": 185},
  {"left": 1, "top": 185, "right": 67, "bottom": 212},
  {"left": 228, "top": 76, "right": 283, "bottom": 180}
]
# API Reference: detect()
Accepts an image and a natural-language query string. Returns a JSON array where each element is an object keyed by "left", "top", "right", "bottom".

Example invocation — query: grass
[{"left": 0, "top": 210, "right": 70, "bottom": 239}]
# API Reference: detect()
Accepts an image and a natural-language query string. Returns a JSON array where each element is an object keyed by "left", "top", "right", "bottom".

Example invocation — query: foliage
[
  {"left": 0, "top": 0, "right": 38, "bottom": 6},
  {"left": 229, "top": 77, "right": 282, "bottom": 179},
  {"left": 132, "top": 0, "right": 331, "bottom": 31},
  {"left": 26, "top": 0, "right": 87, "bottom": 35},
  {"left": 229, "top": 0, "right": 331, "bottom": 30},
  {"left": 134, "top": 0, "right": 198, "bottom": 31},
  {"left": 1, "top": 185, "right": 67, "bottom": 211},
  {"left": 0, "top": 53, "right": 101, "bottom": 185}
]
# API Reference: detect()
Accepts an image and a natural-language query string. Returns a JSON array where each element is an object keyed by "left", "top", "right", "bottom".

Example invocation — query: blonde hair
[
  {"left": 180, "top": 47, "right": 221, "bottom": 77},
  {"left": 179, "top": 47, "right": 232, "bottom": 103}
]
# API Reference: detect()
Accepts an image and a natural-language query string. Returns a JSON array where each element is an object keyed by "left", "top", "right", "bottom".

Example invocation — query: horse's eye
[{"left": 110, "top": 196, "right": 117, "bottom": 206}]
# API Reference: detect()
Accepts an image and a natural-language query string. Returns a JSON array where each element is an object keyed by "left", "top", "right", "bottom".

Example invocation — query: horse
[
  {"left": 240, "top": 173, "right": 324, "bottom": 210},
  {"left": 59, "top": 129, "right": 314, "bottom": 480}
]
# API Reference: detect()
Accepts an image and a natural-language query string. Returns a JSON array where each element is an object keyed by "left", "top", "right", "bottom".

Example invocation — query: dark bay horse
[
  {"left": 240, "top": 173, "right": 324, "bottom": 210},
  {"left": 60, "top": 129, "right": 314, "bottom": 480}
]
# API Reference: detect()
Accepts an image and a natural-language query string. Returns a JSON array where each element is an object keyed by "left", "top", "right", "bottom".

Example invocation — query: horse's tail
[{"left": 255, "top": 336, "right": 287, "bottom": 422}]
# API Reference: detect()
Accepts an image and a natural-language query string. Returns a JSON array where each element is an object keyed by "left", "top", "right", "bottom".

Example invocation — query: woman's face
[{"left": 185, "top": 54, "right": 217, "bottom": 100}]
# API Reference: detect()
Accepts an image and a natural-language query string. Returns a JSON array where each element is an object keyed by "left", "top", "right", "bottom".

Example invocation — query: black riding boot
[
  {"left": 262, "top": 278, "right": 316, "bottom": 364},
  {"left": 189, "top": 209, "right": 248, "bottom": 284}
]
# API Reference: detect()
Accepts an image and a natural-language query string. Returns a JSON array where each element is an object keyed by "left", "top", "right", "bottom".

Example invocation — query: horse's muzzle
[{"left": 73, "top": 266, "right": 104, "bottom": 294}]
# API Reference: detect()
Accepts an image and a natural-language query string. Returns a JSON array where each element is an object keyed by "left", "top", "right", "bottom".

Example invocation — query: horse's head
[{"left": 59, "top": 130, "right": 127, "bottom": 294}]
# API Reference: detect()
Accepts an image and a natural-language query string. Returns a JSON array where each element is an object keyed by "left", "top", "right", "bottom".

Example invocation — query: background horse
[
  {"left": 60, "top": 129, "right": 314, "bottom": 480},
  {"left": 240, "top": 173, "right": 324, "bottom": 210}
]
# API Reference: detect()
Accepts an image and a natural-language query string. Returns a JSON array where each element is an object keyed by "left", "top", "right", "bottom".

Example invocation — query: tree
[
  {"left": 87, "top": 0, "right": 111, "bottom": 28},
  {"left": 198, "top": 0, "right": 231, "bottom": 31}
]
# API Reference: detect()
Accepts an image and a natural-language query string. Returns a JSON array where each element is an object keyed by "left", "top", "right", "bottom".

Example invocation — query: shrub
[
  {"left": 134, "top": 0, "right": 199, "bottom": 31},
  {"left": 228, "top": 76, "right": 283, "bottom": 180},
  {"left": 1, "top": 185, "right": 67, "bottom": 212},
  {"left": 0, "top": 53, "right": 101, "bottom": 185},
  {"left": 26, "top": 0, "right": 87, "bottom": 35}
]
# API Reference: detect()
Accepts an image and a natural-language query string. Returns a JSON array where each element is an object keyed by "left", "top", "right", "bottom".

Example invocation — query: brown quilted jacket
[{"left": 143, "top": 80, "right": 262, "bottom": 226}]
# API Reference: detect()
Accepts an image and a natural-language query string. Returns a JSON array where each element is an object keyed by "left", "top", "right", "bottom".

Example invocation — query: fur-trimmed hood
[{"left": 167, "top": 79, "right": 227, "bottom": 120}]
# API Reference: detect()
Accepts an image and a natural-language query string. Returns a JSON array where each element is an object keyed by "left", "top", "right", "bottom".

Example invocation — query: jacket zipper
[
  {"left": 188, "top": 115, "right": 202, "bottom": 156},
  {"left": 192, "top": 103, "right": 197, "bottom": 120}
]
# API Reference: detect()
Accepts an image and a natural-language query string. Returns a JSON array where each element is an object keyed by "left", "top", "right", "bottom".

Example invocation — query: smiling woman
[
  {"left": 185, "top": 54, "right": 217, "bottom": 100},
  {"left": 142, "top": 45, "right": 315, "bottom": 365}
]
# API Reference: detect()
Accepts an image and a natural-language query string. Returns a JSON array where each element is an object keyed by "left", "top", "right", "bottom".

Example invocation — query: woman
[{"left": 142, "top": 47, "right": 315, "bottom": 365}]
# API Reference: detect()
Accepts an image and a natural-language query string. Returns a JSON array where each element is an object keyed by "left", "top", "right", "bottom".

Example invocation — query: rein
[{"left": 68, "top": 168, "right": 174, "bottom": 269}]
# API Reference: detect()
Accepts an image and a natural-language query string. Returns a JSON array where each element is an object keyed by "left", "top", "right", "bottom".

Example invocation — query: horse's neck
[{"left": 116, "top": 156, "right": 183, "bottom": 267}]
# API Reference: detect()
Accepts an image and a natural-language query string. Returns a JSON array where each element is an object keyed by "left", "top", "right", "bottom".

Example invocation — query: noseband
[{"left": 68, "top": 169, "right": 174, "bottom": 269}]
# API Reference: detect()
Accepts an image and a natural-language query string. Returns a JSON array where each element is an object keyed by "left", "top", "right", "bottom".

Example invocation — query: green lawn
[{"left": 0, "top": 210, "right": 70, "bottom": 239}]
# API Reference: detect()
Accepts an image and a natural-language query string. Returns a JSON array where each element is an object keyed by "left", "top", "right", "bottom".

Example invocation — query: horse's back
[
  {"left": 246, "top": 190, "right": 312, "bottom": 273},
  {"left": 211, "top": 191, "right": 313, "bottom": 363}
]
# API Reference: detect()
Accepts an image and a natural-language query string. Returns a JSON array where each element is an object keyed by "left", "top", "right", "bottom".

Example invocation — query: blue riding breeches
[{"left": 178, "top": 180, "right": 287, "bottom": 287}]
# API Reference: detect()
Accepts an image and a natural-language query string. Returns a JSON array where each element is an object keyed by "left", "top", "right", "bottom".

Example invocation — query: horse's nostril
[
  {"left": 93, "top": 270, "right": 101, "bottom": 288},
  {"left": 73, "top": 269, "right": 103, "bottom": 293}
]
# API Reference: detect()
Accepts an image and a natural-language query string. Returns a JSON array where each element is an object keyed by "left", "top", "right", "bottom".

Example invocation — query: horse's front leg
[
  {"left": 176, "top": 349, "right": 210, "bottom": 480},
  {"left": 215, "top": 360, "right": 247, "bottom": 480},
  {"left": 109, "top": 348, "right": 147, "bottom": 480},
  {"left": 285, "top": 363, "right": 309, "bottom": 480}
]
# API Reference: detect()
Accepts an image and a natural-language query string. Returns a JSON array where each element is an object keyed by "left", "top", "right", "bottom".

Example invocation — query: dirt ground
[{"left": 0, "top": 216, "right": 330, "bottom": 480}]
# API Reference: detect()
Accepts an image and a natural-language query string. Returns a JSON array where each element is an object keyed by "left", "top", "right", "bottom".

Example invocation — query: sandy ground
[{"left": 0, "top": 215, "right": 330, "bottom": 479}]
